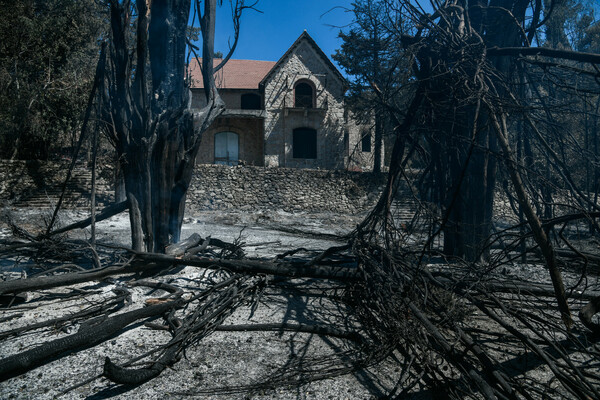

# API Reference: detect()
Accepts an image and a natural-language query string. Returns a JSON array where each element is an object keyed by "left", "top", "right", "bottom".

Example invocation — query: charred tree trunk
[
  {"left": 104, "top": 0, "right": 225, "bottom": 252},
  {"left": 418, "top": 0, "right": 531, "bottom": 261}
]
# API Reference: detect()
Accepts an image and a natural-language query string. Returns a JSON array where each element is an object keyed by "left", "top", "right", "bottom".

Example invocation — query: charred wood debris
[{"left": 0, "top": 199, "right": 598, "bottom": 400}]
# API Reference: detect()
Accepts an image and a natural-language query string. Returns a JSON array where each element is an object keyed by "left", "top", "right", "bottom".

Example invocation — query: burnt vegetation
[{"left": 2, "top": 0, "right": 600, "bottom": 398}]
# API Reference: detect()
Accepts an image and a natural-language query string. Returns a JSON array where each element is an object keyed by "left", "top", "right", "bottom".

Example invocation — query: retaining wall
[
  {"left": 0, "top": 161, "right": 386, "bottom": 214},
  {"left": 0, "top": 160, "right": 114, "bottom": 208},
  {"left": 188, "top": 165, "right": 386, "bottom": 214}
]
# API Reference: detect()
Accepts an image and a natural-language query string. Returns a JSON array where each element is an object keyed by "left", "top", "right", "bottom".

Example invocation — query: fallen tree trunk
[
  {"left": 0, "top": 288, "right": 129, "bottom": 340},
  {"left": 42, "top": 201, "right": 128, "bottom": 238},
  {"left": 0, "top": 248, "right": 360, "bottom": 296},
  {"left": 165, "top": 232, "right": 202, "bottom": 256},
  {"left": 0, "top": 299, "right": 182, "bottom": 382},
  {"left": 0, "top": 261, "right": 144, "bottom": 296}
]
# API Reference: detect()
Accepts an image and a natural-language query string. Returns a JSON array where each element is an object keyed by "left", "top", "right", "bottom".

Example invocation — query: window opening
[
  {"left": 241, "top": 93, "right": 261, "bottom": 110},
  {"left": 361, "top": 132, "right": 372, "bottom": 152},
  {"left": 295, "top": 82, "right": 313, "bottom": 108}
]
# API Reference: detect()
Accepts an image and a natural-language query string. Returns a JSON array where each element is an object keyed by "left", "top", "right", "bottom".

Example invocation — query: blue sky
[{"left": 211, "top": 1, "right": 355, "bottom": 69}]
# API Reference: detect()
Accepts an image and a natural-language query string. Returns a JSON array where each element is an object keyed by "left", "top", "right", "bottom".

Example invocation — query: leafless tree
[
  {"left": 3, "top": 1, "right": 600, "bottom": 399},
  {"left": 100, "top": 0, "right": 253, "bottom": 253}
]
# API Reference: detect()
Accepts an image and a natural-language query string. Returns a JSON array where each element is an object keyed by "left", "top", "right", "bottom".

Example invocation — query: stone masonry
[
  {"left": 187, "top": 164, "right": 386, "bottom": 214},
  {"left": 262, "top": 36, "right": 348, "bottom": 170},
  {"left": 0, "top": 161, "right": 386, "bottom": 214}
]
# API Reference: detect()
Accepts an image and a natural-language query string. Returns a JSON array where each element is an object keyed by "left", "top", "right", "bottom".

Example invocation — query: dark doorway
[{"left": 293, "top": 128, "right": 317, "bottom": 159}]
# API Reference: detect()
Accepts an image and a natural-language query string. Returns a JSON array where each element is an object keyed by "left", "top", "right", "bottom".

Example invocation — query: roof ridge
[{"left": 259, "top": 31, "right": 346, "bottom": 88}]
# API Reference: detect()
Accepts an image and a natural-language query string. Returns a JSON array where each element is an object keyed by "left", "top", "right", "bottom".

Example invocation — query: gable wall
[{"left": 262, "top": 40, "right": 348, "bottom": 170}]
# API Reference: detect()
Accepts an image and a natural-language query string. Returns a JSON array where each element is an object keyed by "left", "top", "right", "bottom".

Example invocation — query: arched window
[
  {"left": 241, "top": 93, "right": 261, "bottom": 110},
  {"left": 293, "top": 128, "right": 317, "bottom": 159},
  {"left": 214, "top": 131, "right": 239, "bottom": 166},
  {"left": 294, "top": 82, "right": 313, "bottom": 108}
]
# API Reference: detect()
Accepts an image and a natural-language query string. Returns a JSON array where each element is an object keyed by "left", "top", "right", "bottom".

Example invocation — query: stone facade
[
  {"left": 262, "top": 37, "right": 346, "bottom": 169},
  {"left": 190, "top": 31, "right": 380, "bottom": 171}
]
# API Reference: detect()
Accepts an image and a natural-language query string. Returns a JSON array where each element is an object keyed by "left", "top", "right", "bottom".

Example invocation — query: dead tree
[
  {"left": 355, "top": 0, "right": 600, "bottom": 328},
  {"left": 361, "top": 0, "right": 600, "bottom": 264},
  {"left": 101, "top": 0, "right": 252, "bottom": 252}
]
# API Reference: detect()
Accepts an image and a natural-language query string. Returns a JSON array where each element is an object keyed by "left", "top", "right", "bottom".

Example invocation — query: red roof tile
[{"left": 188, "top": 59, "right": 276, "bottom": 89}]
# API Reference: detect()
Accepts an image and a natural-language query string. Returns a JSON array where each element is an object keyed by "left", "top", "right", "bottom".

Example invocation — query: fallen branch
[
  {"left": 214, "top": 323, "right": 364, "bottom": 343},
  {"left": 103, "top": 278, "right": 251, "bottom": 385},
  {"left": 42, "top": 201, "right": 128, "bottom": 238},
  {"left": 0, "top": 288, "right": 130, "bottom": 340},
  {"left": 137, "top": 252, "right": 361, "bottom": 280},
  {"left": 489, "top": 109, "right": 572, "bottom": 330},
  {"left": 0, "top": 299, "right": 182, "bottom": 381}
]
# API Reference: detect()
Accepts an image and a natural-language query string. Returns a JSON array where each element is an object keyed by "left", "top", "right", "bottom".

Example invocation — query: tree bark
[
  {"left": 0, "top": 299, "right": 181, "bottom": 382},
  {"left": 105, "top": 0, "right": 225, "bottom": 253}
]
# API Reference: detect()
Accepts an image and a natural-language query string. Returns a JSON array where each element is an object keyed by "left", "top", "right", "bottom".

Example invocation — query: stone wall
[
  {"left": 187, "top": 164, "right": 386, "bottom": 214},
  {"left": 0, "top": 161, "right": 386, "bottom": 214},
  {"left": 0, "top": 160, "right": 114, "bottom": 208}
]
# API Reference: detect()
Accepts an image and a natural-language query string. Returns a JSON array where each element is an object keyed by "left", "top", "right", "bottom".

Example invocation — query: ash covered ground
[
  {"left": 0, "top": 208, "right": 406, "bottom": 400},
  {"left": 1, "top": 207, "right": 599, "bottom": 399}
]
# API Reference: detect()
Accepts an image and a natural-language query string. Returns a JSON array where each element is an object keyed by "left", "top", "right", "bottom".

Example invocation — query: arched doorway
[{"left": 214, "top": 131, "right": 239, "bottom": 165}]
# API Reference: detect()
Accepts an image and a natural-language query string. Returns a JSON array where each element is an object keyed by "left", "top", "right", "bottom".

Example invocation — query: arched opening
[
  {"left": 294, "top": 81, "right": 314, "bottom": 108},
  {"left": 241, "top": 93, "right": 261, "bottom": 110},
  {"left": 214, "top": 131, "right": 239, "bottom": 166},
  {"left": 293, "top": 128, "right": 317, "bottom": 159}
]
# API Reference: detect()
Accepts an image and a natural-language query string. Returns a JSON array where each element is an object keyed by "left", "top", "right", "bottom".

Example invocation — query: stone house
[{"left": 189, "top": 31, "right": 378, "bottom": 171}]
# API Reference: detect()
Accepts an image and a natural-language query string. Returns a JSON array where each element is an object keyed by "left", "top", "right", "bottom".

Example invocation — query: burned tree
[
  {"left": 101, "top": 0, "right": 251, "bottom": 252},
  {"left": 348, "top": 0, "right": 600, "bottom": 337},
  {"left": 359, "top": 0, "right": 600, "bottom": 264},
  {"left": 3, "top": 0, "right": 600, "bottom": 399}
]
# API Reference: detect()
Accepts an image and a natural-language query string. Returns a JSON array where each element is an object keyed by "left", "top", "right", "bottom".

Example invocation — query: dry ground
[
  {"left": 0, "top": 208, "right": 416, "bottom": 400},
  {"left": 1, "top": 208, "right": 599, "bottom": 399}
]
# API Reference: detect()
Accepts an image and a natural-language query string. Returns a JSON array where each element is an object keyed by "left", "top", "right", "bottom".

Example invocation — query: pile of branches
[
  {"left": 0, "top": 217, "right": 370, "bottom": 394},
  {"left": 0, "top": 204, "right": 599, "bottom": 399},
  {"left": 348, "top": 232, "right": 600, "bottom": 399}
]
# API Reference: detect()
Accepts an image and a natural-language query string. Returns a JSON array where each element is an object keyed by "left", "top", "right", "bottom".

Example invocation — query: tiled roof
[{"left": 189, "top": 59, "right": 276, "bottom": 89}]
